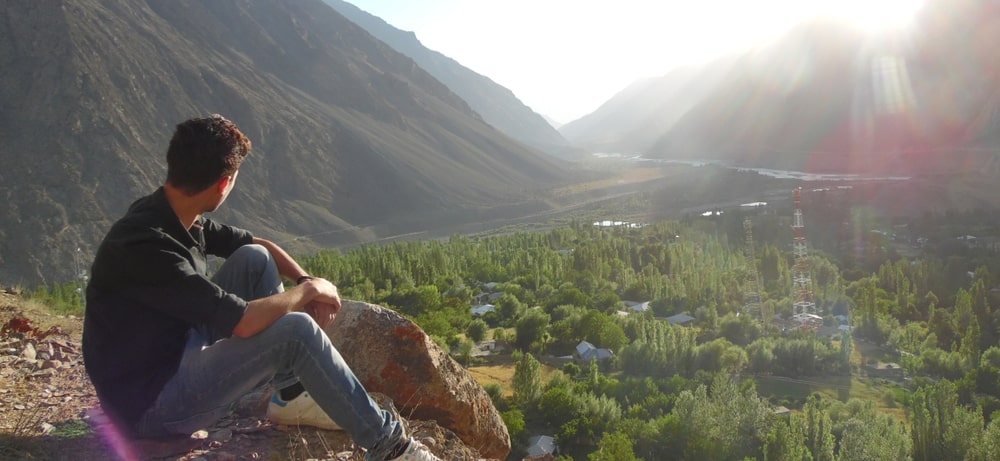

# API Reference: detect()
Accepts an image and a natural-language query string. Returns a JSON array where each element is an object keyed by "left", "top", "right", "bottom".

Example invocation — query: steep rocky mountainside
[
  {"left": 323, "top": 0, "right": 578, "bottom": 159},
  {"left": 569, "top": 0, "right": 1000, "bottom": 174},
  {"left": 0, "top": 0, "right": 574, "bottom": 286}
]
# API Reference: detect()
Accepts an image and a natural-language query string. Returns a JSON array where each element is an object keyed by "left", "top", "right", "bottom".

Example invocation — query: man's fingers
[{"left": 304, "top": 299, "right": 338, "bottom": 328}]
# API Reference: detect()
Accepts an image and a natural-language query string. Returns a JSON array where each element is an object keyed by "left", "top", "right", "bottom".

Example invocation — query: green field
[
  {"left": 754, "top": 374, "right": 906, "bottom": 417},
  {"left": 753, "top": 337, "right": 910, "bottom": 421}
]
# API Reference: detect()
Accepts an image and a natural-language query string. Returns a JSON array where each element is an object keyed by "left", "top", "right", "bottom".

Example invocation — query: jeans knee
[
  {"left": 231, "top": 244, "right": 272, "bottom": 269},
  {"left": 279, "top": 312, "right": 322, "bottom": 338}
]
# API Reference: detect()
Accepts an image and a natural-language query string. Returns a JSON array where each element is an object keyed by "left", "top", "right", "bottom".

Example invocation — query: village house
[
  {"left": 575, "top": 340, "right": 613, "bottom": 363},
  {"left": 866, "top": 361, "right": 905, "bottom": 381},
  {"left": 624, "top": 300, "right": 651, "bottom": 313},
  {"left": 470, "top": 304, "right": 496, "bottom": 317},
  {"left": 524, "top": 435, "right": 557, "bottom": 459},
  {"left": 665, "top": 313, "right": 696, "bottom": 326}
]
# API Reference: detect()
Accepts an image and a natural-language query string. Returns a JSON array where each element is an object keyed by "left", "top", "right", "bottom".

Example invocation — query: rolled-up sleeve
[
  {"left": 203, "top": 218, "right": 253, "bottom": 258},
  {"left": 124, "top": 274, "right": 247, "bottom": 337}
]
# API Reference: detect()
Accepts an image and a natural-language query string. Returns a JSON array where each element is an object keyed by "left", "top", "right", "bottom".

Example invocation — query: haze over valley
[{"left": 1, "top": 0, "right": 998, "bottom": 287}]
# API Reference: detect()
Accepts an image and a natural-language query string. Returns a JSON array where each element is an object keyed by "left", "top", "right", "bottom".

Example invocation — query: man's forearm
[{"left": 233, "top": 284, "right": 313, "bottom": 338}]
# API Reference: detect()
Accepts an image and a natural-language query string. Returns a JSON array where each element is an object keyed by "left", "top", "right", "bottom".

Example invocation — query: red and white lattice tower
[{"left": 791, "top": 188, "right": 817, "bottom": 321}]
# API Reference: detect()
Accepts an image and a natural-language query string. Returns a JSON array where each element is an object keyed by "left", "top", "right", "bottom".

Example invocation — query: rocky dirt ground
[{"left": 0, "top": 292, "right": 476, "bottom": 461}]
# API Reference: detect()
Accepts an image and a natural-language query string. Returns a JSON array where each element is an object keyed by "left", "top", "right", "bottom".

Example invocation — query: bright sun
[{"left": 820, "top": 0, "right": 926, "bottom": 31}]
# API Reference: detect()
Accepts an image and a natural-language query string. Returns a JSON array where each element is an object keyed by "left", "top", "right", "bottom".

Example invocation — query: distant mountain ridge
[
  {"left": 0, "top": 0, "right": 572, "bottom": 285},
  {"left": 562, "top": 0, "right": 1000, "bottom": 174},
  {"left": 325, "top": 0, "right": 579, "bottom": 159},
  {"left": 559, "top": 57, "right": 736, "bottom": 155}
]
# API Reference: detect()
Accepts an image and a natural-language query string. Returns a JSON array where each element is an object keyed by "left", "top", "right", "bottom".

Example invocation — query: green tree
[
  {"left": 909, "top": 380, "right": 982, "bottom": 461},
  {"left": 538, "top": 385, "right": 579, "bottom": 428},
  {"left": 670, "top": 375, "right": 773, "bottom": 460},
  {"left": 414, "top": 284, "right": 442, "bottom": 314},
  {"left": 927, "top": 305, "right": 954, "bottom": 349},
  {"left": 413, "top": 310, "right": 458, "bottom": 339},
  {"left": 804, "top": 395, "right": 835, "bottom": 461},
  {"left": 763, "top": 415, "right": 811, "bottom": 461},
  {"left": 959, "top": 314, "right": 982, "bottom": 367},
  {"left": 456, "top": 338, "right": 475, "bottom": 366},
  {"left": 579, "top": 310, "right": 629, "bottom": 351},
  {"left": 497, "top": 293, "right": 526, "bottom": 325},
  {"left": 562, "top": 362, "right": 581, "bottom": 378},
  {"left": 483, "top": 382, "right": 505, "bottom": 410},
  {"left": 747, "top": 338, "right": 776, "bottom": 374},
  {"left": 718, "top": 313, "right": 762, "bottom": 346},
  {"left": 501, "top": 409, "right": 525, "bottom": 439},
  {"left": 835, "top": 402, "right": 910, "bottom": 461},
  {"left": 466, "top": 318, "right": 488, "bottom": 343},
  {"left": 512, "top": 352, "right": 542, "bottom": 406},
  {"left": 550, "top": 283, "right": 591, "bottom": 309},
  {"left": 589, "top": 431, "right": 640, "bottom": 461},
  {"left": 574, "top": 392, "right": 623, "bottom": 440},
  {"left": 839, "top": 330, "right": 853, "bottom": 375},
  {"left": 966, "top": 419, "right": 1000, "bottom": 461},
  {"left": 515, "top": 309, "right": 550, "bottom": 351}
]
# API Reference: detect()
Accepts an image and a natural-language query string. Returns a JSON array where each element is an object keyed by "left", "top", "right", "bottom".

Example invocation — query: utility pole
[
  {"left": 791, "top": 188, "right": 817, "bottom": 329},
  {"left": 74, "top": 247, "right": 88, "bottom": 306},
  {"left": 743, "top": 217, "right": 767, "bottom": 326}
]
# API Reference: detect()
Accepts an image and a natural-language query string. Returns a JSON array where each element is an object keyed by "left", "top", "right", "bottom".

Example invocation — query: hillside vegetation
[
  {"left": 17, "top": 180, "right": 1000, "bottom": 459},
  {"left": 277, "top": 192, "right": 1000, "bottom": 459}
]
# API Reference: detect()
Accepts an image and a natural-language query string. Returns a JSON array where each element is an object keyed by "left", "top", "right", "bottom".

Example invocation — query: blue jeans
[{"left": 135, "top": 244, "right": 406, "bottom": 458}]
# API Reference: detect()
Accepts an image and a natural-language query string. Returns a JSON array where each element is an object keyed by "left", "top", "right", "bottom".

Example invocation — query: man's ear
[{"left": 217, "top": 175, "right": 232, "bottom": 193}]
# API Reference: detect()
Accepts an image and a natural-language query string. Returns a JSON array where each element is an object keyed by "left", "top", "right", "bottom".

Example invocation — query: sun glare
[{"left": 820, "top": 0, "right": 926, "bottom": 31}]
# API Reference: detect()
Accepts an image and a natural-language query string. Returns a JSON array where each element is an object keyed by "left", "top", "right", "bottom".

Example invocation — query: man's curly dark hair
[{"left": 166, "top": 114, "right": 251, "bottom": 195}]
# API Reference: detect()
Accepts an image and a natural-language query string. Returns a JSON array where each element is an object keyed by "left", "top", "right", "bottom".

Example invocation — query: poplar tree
[
  {"left": 512, "top": 352, "right": 542, "bottom": 406},
  {"left": 804, "top": 395, "right": 835, "bottom": 461}
]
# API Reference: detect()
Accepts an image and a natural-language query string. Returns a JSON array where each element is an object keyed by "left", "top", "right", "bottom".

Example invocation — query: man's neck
[{"left": 163, "top": 183, "right": 204, "bottom": 230}]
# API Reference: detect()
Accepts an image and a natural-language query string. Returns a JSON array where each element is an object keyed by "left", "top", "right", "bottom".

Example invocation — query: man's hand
[
  {"left": 236, "top": 277, "right": 340, "bottom": 338},
  {"left": 299, "top": 278, "right": 341, "bottom": 329},
  {"left": 301, "top": 278, "right": 341, "bottom": 310},
  {"left": 305, "top": 300, "right": 338, "bottom": 329}
]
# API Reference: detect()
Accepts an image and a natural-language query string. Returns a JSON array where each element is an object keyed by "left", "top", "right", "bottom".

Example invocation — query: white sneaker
[
  {"left": 267, "top": 391, "right": 342, "bottom": 431},
  {"left": 387, "top": 438, "right": 441, "bottom": 461}
]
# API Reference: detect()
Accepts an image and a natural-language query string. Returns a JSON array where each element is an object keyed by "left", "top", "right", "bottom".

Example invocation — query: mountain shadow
[{"left": 0, "top": 0, "right": 574, "bottom": 285}]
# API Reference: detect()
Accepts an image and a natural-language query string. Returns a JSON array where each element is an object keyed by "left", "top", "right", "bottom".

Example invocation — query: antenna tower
[
  {"left": 743, "top": 217, "right": 766, "bottom": 324},
  {"left": 791, "top": 188, "right": 817, "bottom": 321}
]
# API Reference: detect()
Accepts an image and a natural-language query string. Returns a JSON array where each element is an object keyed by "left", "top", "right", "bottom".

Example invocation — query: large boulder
[{"left": 325, "top": 300, "right": 510, "bottom": 460}]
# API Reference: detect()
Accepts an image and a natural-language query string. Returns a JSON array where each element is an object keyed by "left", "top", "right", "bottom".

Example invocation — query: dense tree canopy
[{"left": 282, "top": 209, "right": 1000, "bottom": 460}]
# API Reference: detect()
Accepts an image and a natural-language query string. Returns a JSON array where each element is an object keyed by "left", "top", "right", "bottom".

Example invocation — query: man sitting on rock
[{"left": 82, "top": 114, "right": 439, "bottom": 461}]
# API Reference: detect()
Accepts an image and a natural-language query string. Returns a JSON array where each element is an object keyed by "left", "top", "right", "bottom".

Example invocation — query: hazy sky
[{"left": 347, "top": 0, "right": 926, "bottom": 123}]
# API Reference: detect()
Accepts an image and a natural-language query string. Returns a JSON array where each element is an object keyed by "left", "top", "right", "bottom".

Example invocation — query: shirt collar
[{"left": 148, "top": 187, "right": 203, "bottom": 248}]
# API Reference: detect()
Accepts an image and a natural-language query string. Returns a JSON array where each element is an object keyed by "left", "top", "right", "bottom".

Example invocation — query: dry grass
[
  {"left": 467, "top": 354, "right": 563, "bottom": 399},
  {"left": 0, "top": 406, "right": 51, "bottom": 459},
  {"left": 467, "top": 364, "right": 518, "bottom": 398},
  {"left": 550, "top": 165, "right": 667, "bottom": 196}
]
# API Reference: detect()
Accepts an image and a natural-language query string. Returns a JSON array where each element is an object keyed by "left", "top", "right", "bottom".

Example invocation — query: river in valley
[{"left": 592, "top": 153, "right": 912, "bottom": 182}]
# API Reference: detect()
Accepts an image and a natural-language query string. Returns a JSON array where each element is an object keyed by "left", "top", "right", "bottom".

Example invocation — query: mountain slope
[
  {"left": 324, "top": 0, "right": 577, "bottom": 158},
  {"left": 559, "top": 58, "right": 735, "bottom": 155},
  {"left": 651, "top": 19, "right": 866, "bottom": 171},
  {"left": 648, "top": 1, "right": 1000, "bottom": 174},
  {"left": 563, "top": 0, "right": 1000, "bottom": 175},
  {"left": 0, "top": 0, "right": 571, "bottom": 285}
]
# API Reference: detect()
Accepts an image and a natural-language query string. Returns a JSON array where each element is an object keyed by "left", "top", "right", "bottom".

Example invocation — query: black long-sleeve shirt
[{"left": 83, "top": 187, "right": 253, "bottom": 428}]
